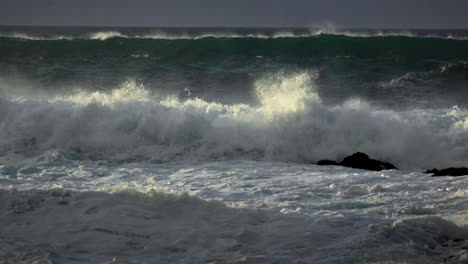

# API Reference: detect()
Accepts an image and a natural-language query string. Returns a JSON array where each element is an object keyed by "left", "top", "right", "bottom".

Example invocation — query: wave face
[
  {"left": 0, "top": 26, "right": 467, "bottom": 169},
  {"left": 2, "top": 32, "right": 468, "bottom": 60}
]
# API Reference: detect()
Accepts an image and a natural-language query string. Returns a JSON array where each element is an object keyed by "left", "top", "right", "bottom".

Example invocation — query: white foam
[
  {"left": 0, "top": 186, "right": 466, "bottom": 263},
  {"left": 0, "top": 32, "right": 73, "bottom": 40},
  {"left": 0, "top": 71, "right": 467, "bottom": 169},
  {"left": 89, "top": 31, "right": 126, "bottom": 40}
]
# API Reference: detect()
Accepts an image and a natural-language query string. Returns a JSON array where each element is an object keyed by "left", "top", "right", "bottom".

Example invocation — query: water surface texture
[{"left": 1, "top": 26, "right": 468, "bottom": 263}]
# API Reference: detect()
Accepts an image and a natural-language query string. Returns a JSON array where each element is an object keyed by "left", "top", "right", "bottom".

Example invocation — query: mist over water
[{"left": 1, "top": 26, "right": 468, "bottom": 264}]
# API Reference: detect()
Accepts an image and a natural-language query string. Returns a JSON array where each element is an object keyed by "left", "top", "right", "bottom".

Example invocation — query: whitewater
[{"left": 0, "top": 26, "right": 468, "bottom": 263}]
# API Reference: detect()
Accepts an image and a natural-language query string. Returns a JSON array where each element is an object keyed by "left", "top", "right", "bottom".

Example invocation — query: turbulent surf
[{"left": 1, "top": 26, "right": 468, "bottom": 263}]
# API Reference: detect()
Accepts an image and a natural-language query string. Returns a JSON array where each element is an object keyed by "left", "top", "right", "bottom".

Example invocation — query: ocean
[{"left": 0, "top": 26, "right": 468, "bottom": 263}]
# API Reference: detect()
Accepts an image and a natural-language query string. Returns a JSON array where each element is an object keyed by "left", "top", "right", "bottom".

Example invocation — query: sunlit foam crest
[
  {"left": 89, "top": 31, "right": 126, "bottom": 40},
  {"left": 50, "top": 71, "right": 319, "bottom": 121},
  {"left": 1, "top": 71, "right": 468, "bottom": 169},
  {"left": 254, "top": 71, "right": 319, "bottom": 119},
  {"left": 53, "top": 80, "right": 151, "bottom": 106},
  {"left": 447, "top": 106, "right": 468, "bottom": 134}
]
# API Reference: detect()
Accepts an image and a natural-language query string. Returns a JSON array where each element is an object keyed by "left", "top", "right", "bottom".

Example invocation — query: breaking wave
[{"left": 0, "top": 71, "right": 467, "bottom": 169}]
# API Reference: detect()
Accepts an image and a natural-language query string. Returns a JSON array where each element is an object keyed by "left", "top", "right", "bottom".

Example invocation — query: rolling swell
[{"left": 2, "top": 35, "right": 468, "bottom": 60}]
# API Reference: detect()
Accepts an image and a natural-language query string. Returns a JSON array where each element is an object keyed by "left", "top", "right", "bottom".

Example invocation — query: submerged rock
[
  {"left": 425, "top": 167, "right": 468, "bottom": 177},
  {"left": 317, "top": 152, "right": 398, "bottom": 171}
]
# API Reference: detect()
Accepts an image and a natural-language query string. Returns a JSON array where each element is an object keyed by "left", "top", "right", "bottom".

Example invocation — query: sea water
[{"left": 0, "top": 26, "right": 468, "bottom": 263}]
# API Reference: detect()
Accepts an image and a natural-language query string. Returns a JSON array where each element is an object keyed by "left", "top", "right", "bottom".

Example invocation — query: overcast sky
[{"left": 1, "top": 0, "right": 468, "bottom": 28}]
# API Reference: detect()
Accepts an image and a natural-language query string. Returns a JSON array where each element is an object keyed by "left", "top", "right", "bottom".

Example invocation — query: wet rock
[
  {"left": 425, "top": 167, "right": 468, "bottom": 177},
  {"left": 316, "top": 160, "right": 339, "bottom": 166},
  {"left": 340, "top": 152, "right": 398, "bottom": 171},
  {"left": 317, "top": 152, "right": 398, "bottom": 171}
]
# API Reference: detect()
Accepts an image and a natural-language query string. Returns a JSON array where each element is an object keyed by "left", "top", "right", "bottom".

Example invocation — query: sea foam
[
  {"left": 0, "top": 72, "right": 467, "bottom": 169},
  {"left": 0, "top": 187, "right": 467, "bottom": 263}
]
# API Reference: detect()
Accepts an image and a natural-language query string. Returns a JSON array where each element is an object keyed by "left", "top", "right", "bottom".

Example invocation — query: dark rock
[
  {"left": 316, "top": 160, "right": 340, "bottom": 166},
  {"left": 425, "top": 167, "right": 468, "bottom": 177},
  {"left": 341, "top": 152, "right": 397, "bottom": 171},
  {"left": 316, "top": 152, "right": 398, "bottom": 171}
]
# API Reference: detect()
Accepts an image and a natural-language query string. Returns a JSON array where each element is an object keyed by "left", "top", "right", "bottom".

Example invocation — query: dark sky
[{"left": 1, "top": 0, "right": 468, "bottom": 28}]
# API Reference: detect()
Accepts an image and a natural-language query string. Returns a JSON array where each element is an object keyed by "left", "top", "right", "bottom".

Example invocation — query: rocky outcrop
[
  {"left": 317, "top": 152, "right": 398, "bottom": 171},
  {"left": 425, "top": 168, "right": 468, "bottom": 177}
]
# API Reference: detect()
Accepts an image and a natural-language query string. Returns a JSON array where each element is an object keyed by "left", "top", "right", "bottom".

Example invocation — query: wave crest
[
  {"left": 0, "top": 72, "right": 467, "bottom": 169},
  {"left": 2, "top": 28, "right": 468, "bottom": 41},
  {"left": 88, "top": 31, "right": 125, "bottom": 40}
]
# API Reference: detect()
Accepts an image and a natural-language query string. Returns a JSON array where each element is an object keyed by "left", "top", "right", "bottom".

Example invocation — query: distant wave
[
  {"left": 1, "top": 29, "right": 467, "bottom": 41},
  {"left": 0, "top": 32, "right": 74, "bottom": 40},
  {"left": 2, "top": 33, "right": 467, "bottom": 61},
  {"left": 0, "top": 72, "right": 467, "bottom": 169}
]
